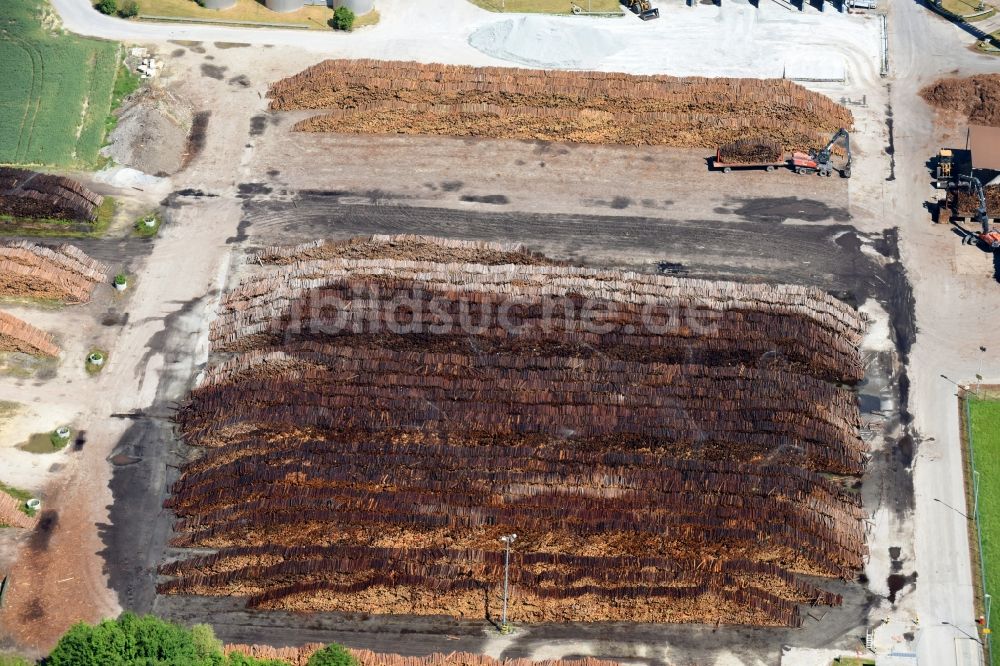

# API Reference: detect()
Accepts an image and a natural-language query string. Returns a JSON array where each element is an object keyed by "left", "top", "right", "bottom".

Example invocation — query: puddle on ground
[
  {"left": 18, "top": 432, "right": 60, "bottom": 454},
  {"left": 887, "top": 571, "right": 917, "bottom": 603},
  {"left": 28, "top": 511, "right": 58, "bottom": 551}
]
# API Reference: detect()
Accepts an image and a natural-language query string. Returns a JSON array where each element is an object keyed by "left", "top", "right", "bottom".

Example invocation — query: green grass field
[
  {"left": 0, "top": 0, "right": 123, "bottom": 167},
  {"left": 966, "top": 395, "right": 1000, "bottom": 663}
]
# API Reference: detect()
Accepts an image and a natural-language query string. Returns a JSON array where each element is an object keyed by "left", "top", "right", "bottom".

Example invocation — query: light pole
[
  {"left": 977, "top": 346, "right": 987, "bottom": 397},
  {"left": 499, "top": 533, "right": 517, "bottom": 633},
  {"left": 941, "top": 374, "right": 966, "bottom": 395}
]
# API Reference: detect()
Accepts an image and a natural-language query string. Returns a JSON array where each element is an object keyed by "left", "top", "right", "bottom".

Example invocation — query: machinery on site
[
  {"left": 791, "top": 128, "right": 852, "bottom": 178},
  {"left": 622, "top": 0, "right": 660, "bottom": 19},
  {"left": 713, "top": 129, "right": 852, "bottom": 178},
  {"left": 955, "top": 175, "right": 1000, "bottom": 249},
  {"left": 933, "top": 147, "right": 973, "bottom": 187}
]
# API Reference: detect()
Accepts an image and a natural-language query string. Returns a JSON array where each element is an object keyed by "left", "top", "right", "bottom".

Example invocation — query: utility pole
[
  {"left": 499, "top": 534, "right": 517, "bottom": 633},
  {"left": 977, "top": 346, "right": 987, "bottom": 397}
]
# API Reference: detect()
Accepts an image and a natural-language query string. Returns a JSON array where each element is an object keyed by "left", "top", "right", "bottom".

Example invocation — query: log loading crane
[
  {"left": 792, "top": 128, "right": 852, "bottom": 178},
  {"left": 957, "top": 175, "right": 1000, "bottom": 249},
  {"left": 622, "top": 0, "right": 660, "bottom": 19}
]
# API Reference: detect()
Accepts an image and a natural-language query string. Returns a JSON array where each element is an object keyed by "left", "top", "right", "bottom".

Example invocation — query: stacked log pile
[
  {"left": 717, "top": 139, "right": 783, "bottom": 163},
  {"left": 250, "top": 235, "right": 557, "bottom": 267},
  {"left": 0, "top": 493, "right": 38, "bottom": 529},
  {"left": 0, "top": 311, "right": 59, "bottom": 357},
  {"left": 0, "top": 241, "right": 109, "bottom": 302},
  {"left": 225, "top": 645, "right": 626, "bottom": 666},
  {"left": 161, "top": 235, "right": 868, "bottom": 627},
  {"left": 0, "top": 168, "right": 104, "bottom": 222},
  {"left": 267, "top": 60, "right": 853, "bottom": 149}
]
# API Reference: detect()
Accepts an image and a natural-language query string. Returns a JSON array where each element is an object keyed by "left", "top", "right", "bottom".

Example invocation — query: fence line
[{"left": 964, "top": 396, "right": 991, "bottom": 663}]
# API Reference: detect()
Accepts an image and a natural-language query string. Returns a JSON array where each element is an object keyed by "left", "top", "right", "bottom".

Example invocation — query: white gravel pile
[{"left": 469, "top": 15, "right": 625, "bottom": 70}]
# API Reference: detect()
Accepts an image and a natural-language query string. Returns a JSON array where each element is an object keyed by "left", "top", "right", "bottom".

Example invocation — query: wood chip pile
[
  {"left": 0, "top": 241, "right": 109, "bottom": 303},
  {"left": 0, "top": 311, "right": 59, "bottom": 357},
  {"left": 0, "top": 168, "right": 104, "bottom": 222},
  {"left": 920, "top": 74, "right": 1000, "bottom": 127},
  {"left": 161, "top": 235, "right": 868, "bottom": 627},
  {"left": 717, "top": 139, "right": 784, "bottom": 163},
  {"left": 225, "top": 645, "right": 625, "bottom": 666},
  {"left": 948, "top": 184, "right": 1000, "bottom": 217},
  {"left": 267, "top": 60, "right": 853, "bottom": 150}
]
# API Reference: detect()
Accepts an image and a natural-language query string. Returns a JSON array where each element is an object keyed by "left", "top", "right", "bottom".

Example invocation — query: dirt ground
[{"left": 0, "top": 2, "right": 997, "bottom": 662}]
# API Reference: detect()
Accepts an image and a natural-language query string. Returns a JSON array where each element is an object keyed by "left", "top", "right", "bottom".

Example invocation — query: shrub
[
  {"left": 96, "top": 0, "right": 117, "bottom": 14},
  {"left": 50, "top": 427, "right": 71, "bottom": 449},
  {"left": 134, "top": 212, "right": 161, "bottom": 237},
  {"left": 118, "top": 0, "right": 139, "bottom": 17},
  {"left": 307, "top": 644, "right": 358, "bottom": 666},
  {"left": 331, "top": 6, "right": 354, "bottom": 30},
  {"left": 47, "top": 612, "right": 225, "bottom": 666}
]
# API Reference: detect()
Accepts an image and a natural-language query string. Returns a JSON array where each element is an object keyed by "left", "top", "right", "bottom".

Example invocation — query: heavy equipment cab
[
  {"left": 792, "top": 128, "right": 852, "bottom": 178},
  {"left": 622, "top": 0, "right": 660, "bottom": 19}
]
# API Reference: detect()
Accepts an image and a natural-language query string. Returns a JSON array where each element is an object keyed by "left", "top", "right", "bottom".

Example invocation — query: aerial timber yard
[{"left": 2, "top": 0, "right": 1000, "bottom": 665}]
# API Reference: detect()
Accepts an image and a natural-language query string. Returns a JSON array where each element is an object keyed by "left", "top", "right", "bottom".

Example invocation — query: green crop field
[
  {"left": 966, "top": 395, "right": 1000, "bottom": 663},
  {"left": 0, "top": 0, "right": 122, "bottom": 167}
]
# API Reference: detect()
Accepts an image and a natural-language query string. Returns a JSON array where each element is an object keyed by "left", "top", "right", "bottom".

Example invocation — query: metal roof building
[{"left": 968, "top": 124, "right": 1000, "bottom": 172}]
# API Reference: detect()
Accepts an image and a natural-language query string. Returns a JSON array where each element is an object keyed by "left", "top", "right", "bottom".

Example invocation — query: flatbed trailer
[{"left": 712, "top": 156, "right": 788, "bottom": 173}]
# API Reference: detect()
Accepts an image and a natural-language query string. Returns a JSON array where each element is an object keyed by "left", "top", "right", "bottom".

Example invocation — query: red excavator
[
  {"left": 957, "top": 175, "right": 1000, "bottom": 249},
  {"left": 791, "top": 128, "right": 852, "bottom": 178},
  {"left": 622, "top": 0, "right": 660, "bottom": 19}
]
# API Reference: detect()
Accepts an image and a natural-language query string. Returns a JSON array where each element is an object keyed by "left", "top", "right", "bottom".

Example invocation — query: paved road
[
  {"left": 51, "top": 0, "right": 880, "bottom": 79},
  {"left": 885, "top": 0, "right": 1000, "bottom": 664}
]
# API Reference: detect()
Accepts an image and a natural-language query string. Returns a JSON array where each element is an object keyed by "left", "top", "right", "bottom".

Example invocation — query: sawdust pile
[
  {"left": 160, "top": 236, "right": 868, "bottom": 627},
  {"left": 920, "top": 74, "right": 1000, "bottom": 126},
  {"left": 0, "top": 168, "right": 103, "bottom": 222},
  {"left": 226, "top": 646, "right": 626, "bottom": 666},
  {"left": 268, "top": 60, "right": 853, "bottom": 150},
  {"left": 0, "top": 311, "right": 59, "bottom": 357},
  {"left": 0, "top": 241, "right": 109, "bottom": 303}
]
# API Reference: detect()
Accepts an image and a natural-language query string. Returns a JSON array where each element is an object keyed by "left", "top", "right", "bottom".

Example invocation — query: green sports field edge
[{"left": 961, "top": 389, "right": 1000, "bottom": 665}]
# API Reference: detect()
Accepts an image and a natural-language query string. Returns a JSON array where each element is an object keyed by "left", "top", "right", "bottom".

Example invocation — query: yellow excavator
[{"left": 623, "top": 0, "right": 660, "bottom": 19}]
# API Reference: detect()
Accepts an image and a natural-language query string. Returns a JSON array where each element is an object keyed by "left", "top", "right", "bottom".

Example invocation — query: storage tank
[
  {"left": 333, "top": 0, "right": 374, "bottom": 13},
  {"left": 201, "top": 0, "right": 236, "bottom": 8},
  {"left": 265, "top": 0, "right": 304, "bottom": 11}
]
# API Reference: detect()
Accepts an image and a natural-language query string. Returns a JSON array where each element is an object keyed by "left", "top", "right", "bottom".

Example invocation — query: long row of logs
[
  {"left": 208, "top": 279, "right": 863, "bottom": 383},
  {"left": 0, "top": 241, "right": 109, "bottom": 302},
  {"left": 249, "top": 235, "right": 556, "bottom": 267},
  {"left": 0, "top": 168, "right": 103, "bottom": 222},
  {"left": 217, "top": 259, "right": 866, "bottom": 344},
  {"left": 267, "top": 60, "right": 853, "bottom": 150},
  {"left": 292, "top": 106, "right": 838, "bottom": 150},
  {"left": 224, "top": 645, "right": 628, "bottom": 666},
  {"left": 181, "top": 346, "right": 865, "bottom": 473},
  {"left": 0, "top": 311, "right": 59, "bottom": 357}
]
